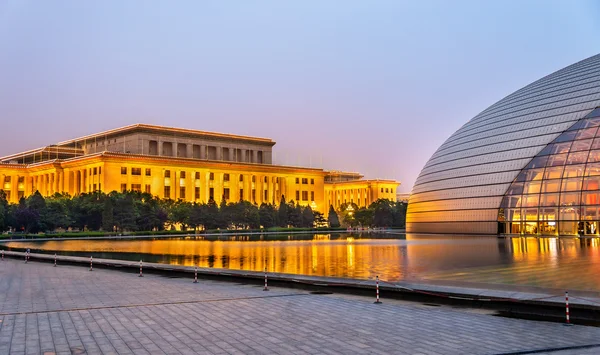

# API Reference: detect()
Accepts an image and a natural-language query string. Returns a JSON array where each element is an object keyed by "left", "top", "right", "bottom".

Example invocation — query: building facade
[
  {"left": 407, "top": 53, "right": 600, "bottom": 235},
  {"left": 0, "top": 124, "right": 399, "bottom": 215}
]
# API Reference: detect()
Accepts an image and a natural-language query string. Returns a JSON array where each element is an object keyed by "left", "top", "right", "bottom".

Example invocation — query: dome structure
[{"left": 407, "top": 54, "right": 600, "bottom": 235}]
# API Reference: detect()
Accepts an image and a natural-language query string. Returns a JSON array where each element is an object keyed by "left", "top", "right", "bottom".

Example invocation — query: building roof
[{"left": 57, "top": 123, "right": 276, "bottom": 146}]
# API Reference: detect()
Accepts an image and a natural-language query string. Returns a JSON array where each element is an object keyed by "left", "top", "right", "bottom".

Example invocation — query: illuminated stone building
[
  {"left": 0, "top": 124, "right": 399, "bottom": 214},
  {"left": 407, "top": 53, "right": 600, "bottom": 236}
]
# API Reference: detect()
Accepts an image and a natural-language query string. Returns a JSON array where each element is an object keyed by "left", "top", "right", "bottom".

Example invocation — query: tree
[
  {"left": 169, "top": 200, "right": 192, "bottom": 230},
  {"left": 277, "top": 195, "right": 288, "bottom": 227},
  {"left": 392, "top": 202, "right": 407, "bottom": 228},
  {"left": 313, "top": 211, "right": 327, "bottom": 228},
  {"left": 0, "top": 190, "right": 8, "bottom": 232},
  {"left": 203, "top": 199, "right": 220, "bottom": 230},
  {"left": 328, "top": 205, "right": 340, "bottom": 228},
  {"left": 301, "top": 205, "right": 314, "bottom": 228},
  {"left": 370, "top": 199, "right": 394, "bottom": 227},
  {"left": 113, "top": 194, "right": 137, "bottom": 231},
  {"left": 287, "top": 201, "right": 302, "bottom": 227},
  {"left": 259, "top": 203, "right": 277, "bottom": 228},
  {"left": 45, "top": 196, "right": 71, "bottom": 230},
  {"left": 188, "top": 203, "right": 203, "bottom": 232},
  {"left": 354, "top": 207, "right": 374, "bottom": 227},
  {"left": 102, "top": 197, "right": 114, "bottom": 231}
]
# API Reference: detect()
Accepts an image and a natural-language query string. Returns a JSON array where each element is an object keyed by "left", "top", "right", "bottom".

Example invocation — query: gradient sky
[{"left": 1, "top": 1, "right": 599, "bottom": 193}]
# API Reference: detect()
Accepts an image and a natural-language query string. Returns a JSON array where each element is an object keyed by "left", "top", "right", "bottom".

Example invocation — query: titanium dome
[{"left": 407, "top": 54, "right": 600, "bottom": 235}]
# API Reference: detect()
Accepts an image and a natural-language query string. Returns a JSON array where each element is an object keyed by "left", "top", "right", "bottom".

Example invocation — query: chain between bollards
[
  {"left": 139, "top": 259, "right": 144, "bottom": 277},
  {"left": 564, "top": 291, "right": 573, "bottom": 326},
  {"left": 263, "top": 267, "right": 269, "bottom": 291},
  {"left": 374, "top": 275, "right": 382, "bottom": 304},
  {"left": 54, "top": 253, "right": 57, "bottom": 267},
  {"left": 89, "top": 256, "right": 93, "bottom": 271},
  {"left": 193, "top": 265, "right": 198, "bottom": 283}
]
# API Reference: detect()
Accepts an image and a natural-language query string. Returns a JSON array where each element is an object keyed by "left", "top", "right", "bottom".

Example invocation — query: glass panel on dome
[
  {"left": 560, "top": 192, "right": 580, "bottom": 206},
  {"left": 583, "top": 176, "right": 600, "bottom": 190},
  {"left": 539, "top": 221, "right": 557, "bottom": 235},
  {"left": 541, "top": 180, "right": 561, "bottom": 193},
  {"left": 575, "top": 127, "right": 598, "bottom": 140},
  {"left": 582, "top": 192, "right": 600, "bottom": 205},
  {"left": 563, "top": 165, "right": 585, "bottom": 178},
  {"left": 567, "top": 120, "right": 586, "bottom": 131},
  {"left": 500, "top": 195, "right": 521, "bottom": 208},
  {"left": 544, "top": 166, "right": 564, "bottom": 180},
  {"left": 505, "top": 208, "right": 522, "bottom": 221},
  {"left": 522, "top": 194, "right": 540, "bottom": 207},
  {"left": 523, "top": 181, "right": 541, "bottom": 194},
  {"left": 561, "top": 178, "right": 583, "bottom": 191},
  {"left": 505, "top": 182, "right": 524, "bottom": 195},
  {"left": 585, "top": 163, "right": 600, "bottom": 176},
  {"left": 570, "top": 139, "right": 593, "bottom": 152},
  {"left": 542, "top": 180, "right": 561, "bottom": 193},
  {"left": 539, "top": 207, "right": 558, "bottom": 220},
  {"left": 516, "top": 169, "right": 544, "bottom": 181},
  {"left": 523, "top": 208, "right": 538, "bottom": 220},
  {"left": 588, "top": 150, "right": 600, "bottom": 162},
  {"left": 583, "top": 206, "right": 599, "bottom": 219},
  {"left": 546, "top": 154, "right": 567, "bottom": 167},
  {"left": 583, "top": 116, "right": 600, "bottom": 128},
  {"left": 559, "top": 221, "right": 578, "bottom": 235},
  {"left": 586, "top": 108, "right": 600, "bottom": 118},
  {"left": 525, "top": 155, "right": 548, "bottom": 169},
  {"left": 554, "top": 131, "right": 577, "bottom": 143},
  {"left": 559, "top": 206, "right": 580, "bottom": 220},
  {"left": 591, "top": 138, "right": 600, "bottom": 150},
  {"left": 566, "top": 151, "right": 589, "bottom": 165},
  {"left": 524, "top": 221, "right": 538, "bottom": 234},
  {"left": 539, "top": 193, "right": 559, "bottom": 206}
]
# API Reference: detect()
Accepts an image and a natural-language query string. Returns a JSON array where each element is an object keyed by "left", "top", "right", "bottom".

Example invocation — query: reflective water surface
[{"left": 3, "top": 233, "right": 600, "bottom": 292}]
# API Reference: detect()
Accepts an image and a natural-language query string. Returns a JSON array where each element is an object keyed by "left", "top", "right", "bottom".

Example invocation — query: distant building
[
  {"left": 0, "top": 124, "right": 400, "bottom": 214},
  {"left": 396, "top": 193, "right": 410, "bottom": 203}
]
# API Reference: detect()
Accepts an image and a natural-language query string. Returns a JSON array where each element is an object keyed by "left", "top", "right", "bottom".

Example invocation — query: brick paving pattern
[{"left": 1, "top": 258, "right": 599, "bottom": 355}]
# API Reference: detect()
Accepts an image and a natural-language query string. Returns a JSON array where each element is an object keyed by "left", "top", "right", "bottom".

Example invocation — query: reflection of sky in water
[{"left": 4, "top": 234, "right": 600, "bottom": 291}]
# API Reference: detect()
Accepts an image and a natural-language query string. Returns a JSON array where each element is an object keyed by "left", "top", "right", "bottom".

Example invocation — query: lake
[{"left": 3, "top": 233, "right": 600, "bottom": 292}]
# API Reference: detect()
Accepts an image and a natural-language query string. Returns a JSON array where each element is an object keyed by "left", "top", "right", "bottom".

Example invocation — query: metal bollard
[
  {"left": 139, "top": 259, "right": 143, "bottom": 277},
  {"left": 89, "top": 256, "right": 93, "bottom": 271},
  {"left": 263, "top": 267, "right": 269, "bottom": 291},
  {"left": 374, "top": 276, "right": 382, "bottom": 304},
  {"left": 25, "top": 251, "right": 28, "bottom": 263},
  {"left": 193, "top": 265, "right": 198, "bottom": 283},
  {"left": 565, "top": 291, "right": 573, "bottom": 326},
  {"left": 54, "top": 253, "right": 57, "bottom": 267}
]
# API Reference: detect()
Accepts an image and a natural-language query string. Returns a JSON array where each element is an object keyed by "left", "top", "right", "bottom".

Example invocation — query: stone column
[{"left": 11, "top": 175, "right": 18, "bottom": 202}]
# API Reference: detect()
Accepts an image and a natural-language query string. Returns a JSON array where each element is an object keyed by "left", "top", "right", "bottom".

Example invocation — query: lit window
[
  {"left": 131, "top": 168, "right": 141, "bottom": 176},
  {"left": 145, "top": 168, "right": 151, "bottom": 176},
  {"left": 224, "top": 173, "right": 230, "bottom": 182},
  {"left": 121, "top": 167, "right": 127, "bottom": 175}
]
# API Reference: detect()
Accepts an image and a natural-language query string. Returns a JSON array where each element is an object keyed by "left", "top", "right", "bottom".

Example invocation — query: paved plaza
[{"left": 1, "top": 258, "right": 600, "bottom": 355}]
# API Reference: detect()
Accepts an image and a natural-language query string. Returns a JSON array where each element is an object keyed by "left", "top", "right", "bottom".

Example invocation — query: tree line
[{"left": 0, "top": 190, "right": 406, "bottom": 233}]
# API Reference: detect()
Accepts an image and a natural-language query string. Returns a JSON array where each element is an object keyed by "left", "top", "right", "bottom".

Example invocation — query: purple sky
[{"left": 1, "top": 1, "right": 599, "bottom": 193}]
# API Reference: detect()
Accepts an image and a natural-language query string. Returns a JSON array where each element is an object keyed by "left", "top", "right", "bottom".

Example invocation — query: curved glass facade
[
  {"left": 499, "top": 108, "right": 600, "bottom": 236},
  {"left": 407, "top": 53, "right": 600, "bottom": 234}
]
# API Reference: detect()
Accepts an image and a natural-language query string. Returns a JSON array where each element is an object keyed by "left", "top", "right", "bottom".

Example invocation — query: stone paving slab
[{"left": 2, "top": 258, "right": 600, "bottom": 354}]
